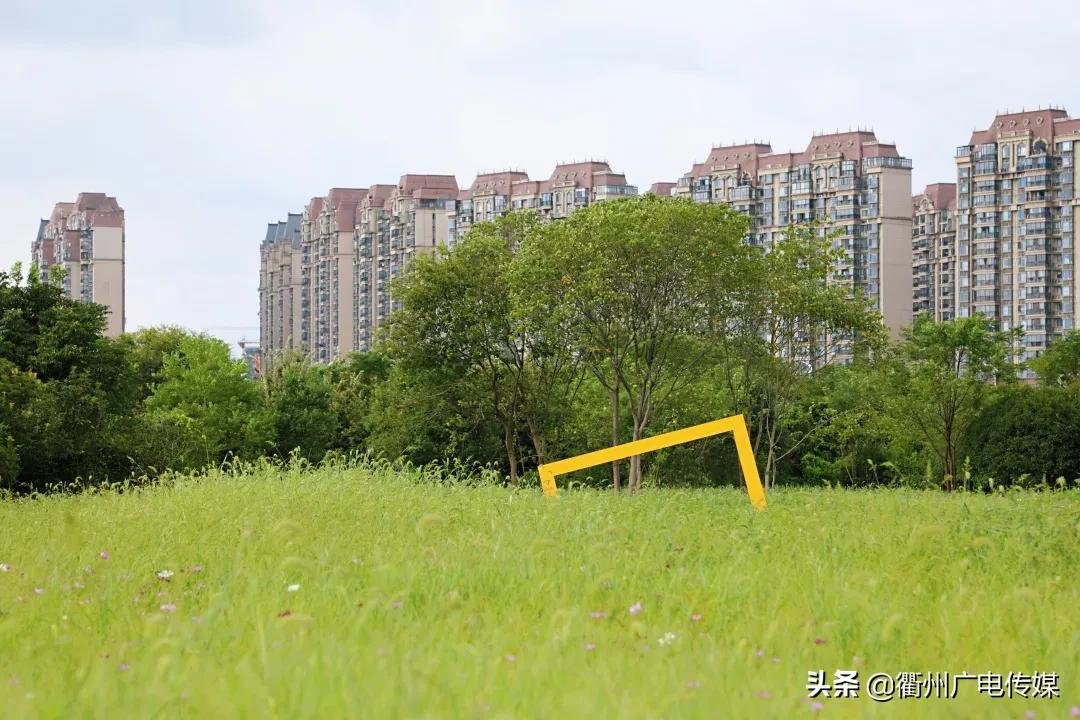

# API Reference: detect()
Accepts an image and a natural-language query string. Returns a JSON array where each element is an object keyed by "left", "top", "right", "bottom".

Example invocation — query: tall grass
[{"left": 1, "top": 462, "right": 1076, "bottom": 718}]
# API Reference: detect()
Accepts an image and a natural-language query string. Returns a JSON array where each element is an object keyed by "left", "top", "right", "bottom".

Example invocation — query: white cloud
[{"left": 2, "top": 0, "right": 1079, "bottom": 342}]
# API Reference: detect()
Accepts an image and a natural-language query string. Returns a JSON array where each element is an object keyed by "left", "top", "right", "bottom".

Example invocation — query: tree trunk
[
  {"left": 629, "top": 420, "right": 644, "bottom": 492},
  {"left": 504, "top": 423, "right": 519, "bottom": 486},
  {"left": 611, "top": 385, "right": 621, "bottom": 492},
  {"left": 526, "top": 417, "right": 547, "bottom": 466}
]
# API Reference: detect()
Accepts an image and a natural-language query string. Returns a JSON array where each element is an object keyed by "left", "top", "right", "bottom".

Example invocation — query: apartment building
[
  {"left": 953, "top": 108, "right": 1080, "bottom": 365},
  {"left": 258, "top": 213, "right": 304, "bottom": 360},
  {"left": 301, "top": 188, "right": 366, "bottom": 363},
  {"left": 263, "top": 160, "right": 637, "bottom": 359},
  {"left": 354, "top": 175, "right": 458, "bottom": 350},
  {"left": 31, "top": 192, "right": 125, "bottom": 337},
  {"left": 673, "top": 132, "right": 913, "bottom": 351},
  {"left": 912, "top": 184, "right": 957, "bottom": 320}
]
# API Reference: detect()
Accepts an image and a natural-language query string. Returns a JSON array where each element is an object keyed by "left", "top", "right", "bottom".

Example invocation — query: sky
[{"left": 3, "top": 0, "right": 1080, "bottom": 350}]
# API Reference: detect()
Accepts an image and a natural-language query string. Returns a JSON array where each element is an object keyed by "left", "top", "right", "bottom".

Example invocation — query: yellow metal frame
[{"left": 538, "top": 414, "right": 767, "bottom": 509}]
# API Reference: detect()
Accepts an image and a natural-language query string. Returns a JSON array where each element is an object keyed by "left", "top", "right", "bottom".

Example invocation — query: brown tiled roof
[
  {"left": 1053, "top": 117, "right": 1080, "bottom": 134},
  {"left": 362, "top": 184, "right": 396, "bottom": 209},
  {"left": 549, "top": 161, "right": 613, "bottom": 188},
  {"left": 469, "top": 171, "right": 530, "bottom": 195},
  {"left": 326, "top": 188, "right": 367, "bottom": 229},
  {"left": 969, "top": 109, "right": 1069, "bottom": 145},
  {"left": 914, "top": 183, "right": 957, "bottom": 212},
  {"left": 399, "top": 174, "right": 459, "bottom": 194},
  {"left": 50, "top": 202, "right": 74, "bottom": 224},
  {"left": 649, "top": 182, "right": 676, "bottom": 196},
  {"left": 305, "top": 196, "right": 325, "bottom": 218},
  {"left": 685, "top": 131, "right": 903, "bottom": 178}
]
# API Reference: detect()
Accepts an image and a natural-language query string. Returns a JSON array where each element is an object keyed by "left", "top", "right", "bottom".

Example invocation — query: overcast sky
[{"left": 3, "top": 0, "right": 1079, "bottom": 348}]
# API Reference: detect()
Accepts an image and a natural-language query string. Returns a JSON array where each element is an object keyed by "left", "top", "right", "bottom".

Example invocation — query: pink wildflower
[
  {"left": 628, "top": 601, "right": 643, "bottom": 616},
  {"left": 99, "top": 551, "right": 109, "bottom": 560},
  {"left": 160, "top": 603, "right": 176, "bottom": 613},
  {"left": 810, "top": 701, "right": 824, "bottom": 713}
]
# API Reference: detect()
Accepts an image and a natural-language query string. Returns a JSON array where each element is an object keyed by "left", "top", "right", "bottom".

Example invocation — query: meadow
[{"left": 1, "top": 463, "right": 1077, "bottom": 718}]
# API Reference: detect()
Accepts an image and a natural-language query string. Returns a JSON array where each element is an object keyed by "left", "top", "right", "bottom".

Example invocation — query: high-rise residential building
[
  {"left": 263, "top": 160, "right": 636, "bottom": 360},
  {"left": 953, "top": 108, "right": 1079, "bottom": 366},
  {"left": 31, "top": 193, "right": 125, "bottom": 337},
  {"left": 673, "top": 132, "right": 913, "bottom": 354},
  {"left": 301, "top": 188, "right": 366, "bottom": 363},
  {"left": 259, "top": 212, "right": 304, "bottom": 360},
  {"left": 912, "top": 184, "right": 957, "bottom": 320},
  {"left": 452, "top": 171, "right": 529, "bottom": 246},
  {"left": 354, "top": 175, "right": 458, "bottom": 350},
  {"left": 505, "top": 161, "right": 637, "bottom": 218}
]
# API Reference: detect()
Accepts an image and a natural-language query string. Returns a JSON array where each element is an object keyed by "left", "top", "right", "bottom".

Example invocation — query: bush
[{"left": 964, "top": 386, "right": 1080, "bottom": 485}]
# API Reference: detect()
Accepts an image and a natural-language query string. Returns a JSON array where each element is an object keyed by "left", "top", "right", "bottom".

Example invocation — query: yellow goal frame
[{"left": 538, "top": 414, "right": 767, "bottom": 509}]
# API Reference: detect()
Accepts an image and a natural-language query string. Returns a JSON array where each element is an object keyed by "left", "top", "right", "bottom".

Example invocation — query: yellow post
[{"left": 537, "top": 414, "right": 766, "bottom": 509}]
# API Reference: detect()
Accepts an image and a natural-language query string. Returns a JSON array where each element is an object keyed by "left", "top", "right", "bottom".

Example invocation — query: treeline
[{"left": 3, "top": 197, "right": 1079, "bottom": 493}]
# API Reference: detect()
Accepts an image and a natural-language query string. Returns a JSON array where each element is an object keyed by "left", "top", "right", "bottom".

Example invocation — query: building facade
[
  {"left": 673, "top": 132, "right": 914, "bottom": 352},
  {"left": 952, "top": 109, "right": 1080, "bottom": 365},
  {"left": 259, "top": 213, "right": 304, "bottom": 359},
  {"left": 354, "top": 175, "right": 458, "bottom": 351},
  {"left": 912, "top": 184, "right": 957, "bottom": 320},
  {"left": 31, "top": 193, "right": 125, "bottom": 337},
  {"left": 261, "top": 160, "right": 638, "bottom": 358},
  {"left": 301, "top": 189, "right": 366, "bottom": 363}
]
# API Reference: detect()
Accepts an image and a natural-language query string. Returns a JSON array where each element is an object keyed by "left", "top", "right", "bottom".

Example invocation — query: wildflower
[
  {"left": 0, "top": 563, "right": 10, "bottom": 572},
  {"left": 504, "top": 654, "right": 516, "bottom": 663},
  {"left": 589, "top": 610, "right": 608, "bottom": 619},
  {"left": 74, "top": 581, "right": 84, "bottom": 590},
  {"left": 755, "top": 690, "right": 772, "bottom": 699},
  {"left": 390, "top": 600, "right": 403, "bottom": 609},
  {"left": 691, "top": 613, "right": 703, "bottom": 622},
  {"left": 813, "top": 638, "right": 826, "bottom": 646},
  {"left": 156, "top": 570, "right": 173, "bottom": 581},
  {"left": 287, "top": 584, "right": 300, "bottom": 592},
  {"left": 583, "top": 642, "right": 596, "bottom": 651},
  {"left": 629, "top": 601, "right": 643, "bottom": 616},
  {"left": 810, "top": 701, "right": 824, "bottom": 713},
  {"left": 1071, "top": 706, "right": 1080, "bottom": 718},
  {"left": 160, "top": 603, "right": 176, "bottom": 613},
  {"left": 191, "top": 565, "right": 203, "bottom": 573},
  {"left": 772, "top": 656, "right": 781, "bottom": 663},
  {"left": 33, "top": 587, "right": 43, "bottom": 595},
  {"left": 119, "top": 663, "right": 130, "bottom": 672},
  {"left": 99, "top": 551, "right": 109, "bottom": 560},
  {"left": 1024, "top": 711, "right": 1035, "bottom": 720},
  {"left": 754, "top": 648, "right": 765, "bottom": 658},
  {"left": 686, "top": 680, "right": 701, "bottom": 689},
  {"left": 658, "top": 632, "right": 677, "bottom": 646}
]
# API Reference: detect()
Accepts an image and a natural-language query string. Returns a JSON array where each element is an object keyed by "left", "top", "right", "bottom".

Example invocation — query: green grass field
[{"left": 1, "top": 464, "right": 1077, "bottom": 718}]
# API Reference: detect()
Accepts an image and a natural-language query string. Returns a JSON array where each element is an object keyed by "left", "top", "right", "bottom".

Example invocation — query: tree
[
  {"left": 707, "top": 224, "right": 887, "bottom": 488},
  {"left": 262, "top": 355, "right": 338, "bottom": 462},
  {"left": 515, "top": 196, "right": 749, "bottom": 491},
  {"left": 386, "top": 212, "right": 568, "bottom": 484},
  {"left": 1030, "top": 330, "right": 1080, "bottom": 387},
  {"left": 145, "top": 336, "right": 273, "bottom": 463},
  {"left": 964, "top": 386, "right": 1080, "bottom": 486},
  {"left": 0, "top": 266, "right": 137, "bottom": 490},
  {"left": 119, "top": 326, "right": 201, "bottom": 403},
  {"left": 890, "top": 315, "right": 1018, "bottom": 490},
  {"left": 327, "top": 351, "right": 391, "bottom": 453}
]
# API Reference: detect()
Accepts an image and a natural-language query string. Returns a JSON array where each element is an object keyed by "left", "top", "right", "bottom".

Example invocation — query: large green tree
[
  {"left": 515, "top": 196, "right": 749, "bottom": 491},
  {"left": 890, "top": 315, "right": 1017, "bottom": 490},
  {"left": 145, "top": 336, "right": 273, "bottom": 464},
  {"left": 1030, "top": 329, "right": 1080, "bottom": 388},
  {"left": 707, "top": 225, "right": 886, "bottom": 488}
]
